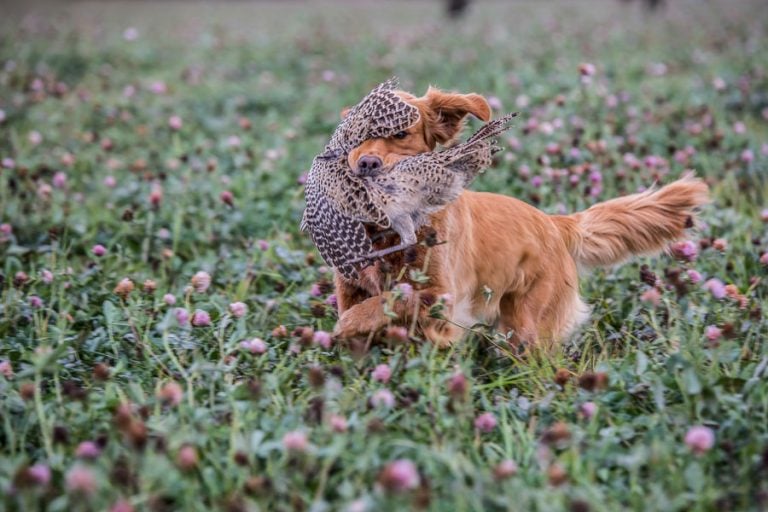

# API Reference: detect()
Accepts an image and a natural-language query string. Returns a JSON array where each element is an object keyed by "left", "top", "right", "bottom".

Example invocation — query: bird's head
[{"left": 344, "top": 86, "right": 491, "bottom": 175}]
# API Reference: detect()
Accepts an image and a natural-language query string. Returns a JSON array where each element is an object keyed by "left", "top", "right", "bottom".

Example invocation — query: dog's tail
[{"left": 552, "top": 175, "right": 710, "bottom": 269}]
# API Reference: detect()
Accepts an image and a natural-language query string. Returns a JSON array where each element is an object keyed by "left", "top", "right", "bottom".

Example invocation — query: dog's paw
[
  {"left": 422, "top": 320, "right": 464, "bottom": 348},
  {"left": 333, "top": 297, "right": 388, "bottom": 338},
  {"left": 332, "top": 310, "right": 362, "bottom": 339}
]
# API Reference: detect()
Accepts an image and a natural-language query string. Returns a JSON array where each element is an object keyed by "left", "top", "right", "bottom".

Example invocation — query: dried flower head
[
  {"left": 554, "top": 368, "right": 570, "bottom": 387},
  {"left": 93, "top": 363, "right": 110, "bottom": 381},
  {"left": 547, "top": 463, "right": 568, "bottom": 486},
  {"left": 114, "top": 278, "right": 134, "bottom": 298},
  {"left": 712, "top": 238, "right": 728, "bottom": 251},
  {"left": 142, "top": 279, "right": 157, "bottom": 294},
  {"left": 578, "top": 371, "right": 609, "bottom": 392},
  {"left": 542, "top": 421, "right": 571, "bottom": 445},
  {"left": 578, "top": 63, "right": 596, "bottom": 77},
  {"left": 14, "top": 271, "right": 29, "bottom": 287}
]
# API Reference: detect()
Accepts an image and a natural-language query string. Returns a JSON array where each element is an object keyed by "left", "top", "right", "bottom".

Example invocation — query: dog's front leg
[
  {"left": 333, "top": 287, "right": 466, "bottom": 347},
  {"left": 333, "top": 294, "right": 391, "bottom": 338}
]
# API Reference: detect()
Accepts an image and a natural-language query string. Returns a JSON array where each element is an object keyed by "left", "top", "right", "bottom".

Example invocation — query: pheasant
[
  {"left": 324, "top": 77, "right": 421, "bottom": 156},
  {"left": 346, "top": 112, "right": 518, "bottom": 264},
  {"left": 301, "top": 78, "right": 516, "bottom": 279},
  {"left": 300, "top": 78, "right": 419, "bottom": 280}
]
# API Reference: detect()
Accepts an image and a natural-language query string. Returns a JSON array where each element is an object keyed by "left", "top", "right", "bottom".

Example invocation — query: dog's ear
[
  {"left": 340, "top": 107, "right": 352, "bottom": 119},
  {"left": 422, "top": 87, "right": 491, "bottom": 144}
]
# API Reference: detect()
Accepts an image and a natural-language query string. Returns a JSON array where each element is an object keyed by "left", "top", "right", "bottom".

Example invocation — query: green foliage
[{"left": 1, "top": 1, "right": 767, "bottom": 510}]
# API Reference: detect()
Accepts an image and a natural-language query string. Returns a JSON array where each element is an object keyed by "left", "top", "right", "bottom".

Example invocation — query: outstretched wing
[
  {"left": 366, "top": 152, "right": 484, "bottom": 213},
  {"left": 362, "top": 114, "right": 517, "bottom": 217},
  {"left": 461, "top": 112, "right": 518, "bottom": 146}
]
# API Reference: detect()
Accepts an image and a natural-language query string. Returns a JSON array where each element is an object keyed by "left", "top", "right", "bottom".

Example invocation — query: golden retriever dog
[{"left": 332, "top": 86, "right": 709, "bottom": 347}]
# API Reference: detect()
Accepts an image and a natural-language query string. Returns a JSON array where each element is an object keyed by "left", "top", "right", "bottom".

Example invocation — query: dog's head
[{"left": 343, "top": 86, "right": 491, "bottom": 174}]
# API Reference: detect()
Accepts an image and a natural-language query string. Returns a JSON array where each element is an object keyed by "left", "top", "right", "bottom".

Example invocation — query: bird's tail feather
[
  {"left": 464, "top": 112, "right": 518, "bottom": 146},
  {"left": 439, "top": 112, "right": 517, "bottom": 162}
]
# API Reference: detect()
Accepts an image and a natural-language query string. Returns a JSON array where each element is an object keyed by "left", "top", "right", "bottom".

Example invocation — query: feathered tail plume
[
  {"left": 436, "top": 112, "right": 518, "bottom": 164},
  {"left": 464, "top": 112, "right": 519, "bottom": 146}
]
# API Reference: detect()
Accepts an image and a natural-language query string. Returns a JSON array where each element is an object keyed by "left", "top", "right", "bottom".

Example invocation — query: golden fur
[{"left": 332, "top": 87, "right": 710, "bottom": 347}]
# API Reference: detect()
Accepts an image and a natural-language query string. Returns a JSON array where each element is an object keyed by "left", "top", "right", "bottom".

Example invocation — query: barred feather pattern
[
  {"left": 302, "top": 78, "right": 421, "bottom": 279},
  {"left": 327, "top": 77, "right": 421, "bottom": 154},
  {"left": 301, "top": 79, "right": 516, "bottom": 279}
]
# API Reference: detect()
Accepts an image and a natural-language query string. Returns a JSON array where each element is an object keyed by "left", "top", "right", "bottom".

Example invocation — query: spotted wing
[
  {"left": 367, "top": 141, "right": 495, "bottom": 207},
  {"left": 302, "top": 157, "right": 377, "bottom": 279},
  {"left": 373, "top": 112, "right": 517, "bottom": 191},
  {"left": 366, "top": 155, "right": 467, "bottom": 214},
  {"left": 302, "top": 193, "right": 371, "bottom": 280}
]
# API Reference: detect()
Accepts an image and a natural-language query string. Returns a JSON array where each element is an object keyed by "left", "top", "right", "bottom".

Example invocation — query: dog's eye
[{"left": 393, "top": 131, "right": 408, "bottom": 140}]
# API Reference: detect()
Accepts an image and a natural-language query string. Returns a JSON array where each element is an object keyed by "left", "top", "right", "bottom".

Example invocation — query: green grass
[{"left": 1, "top": 1, "right": 768, "bottom": 510}]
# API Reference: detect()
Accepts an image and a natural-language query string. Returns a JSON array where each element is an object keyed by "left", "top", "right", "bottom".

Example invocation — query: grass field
[{"left": 1, "top": 1, "right": 768, "bottom": 510}]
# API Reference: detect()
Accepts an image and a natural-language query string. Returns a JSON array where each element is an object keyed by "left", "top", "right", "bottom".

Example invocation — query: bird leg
[
  {"left": 369, "top": 229, "right": 397, "bottom": 243},
  {"left": 350, "top": 217, "right": 418, "bottom": 264},
  {"left": 346, "top": 242, "right": 417, "bottom": 264}
]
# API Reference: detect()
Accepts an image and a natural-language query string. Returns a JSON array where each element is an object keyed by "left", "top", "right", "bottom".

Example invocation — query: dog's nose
[{"left": 356, "top": 155, "right": 383, "bottom": 175}]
